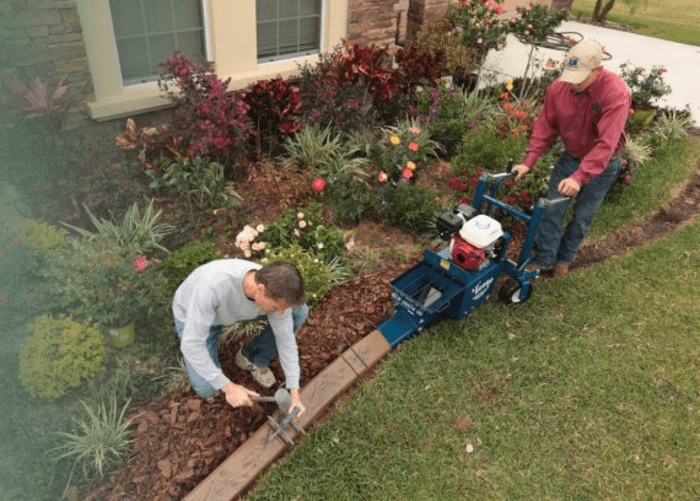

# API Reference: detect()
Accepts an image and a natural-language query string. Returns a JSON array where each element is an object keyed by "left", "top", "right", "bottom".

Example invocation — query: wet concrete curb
[{"left": 184, "top": 330, "right": 392, "bottom": 501}]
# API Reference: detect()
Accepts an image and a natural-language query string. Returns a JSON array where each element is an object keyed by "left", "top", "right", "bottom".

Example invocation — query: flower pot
[{"left": 108, "top": 322, "right": 135, "bottom": 349}]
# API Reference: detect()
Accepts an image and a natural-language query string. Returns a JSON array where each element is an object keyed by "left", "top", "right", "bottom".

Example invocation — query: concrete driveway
[{"left": 482, "top": 20, "right": 700, "bottom": 124}]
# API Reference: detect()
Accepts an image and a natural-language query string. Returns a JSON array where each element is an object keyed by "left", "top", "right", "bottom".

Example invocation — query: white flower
[
  {"left": 252, "top": 243, "right": 260, "bottom": 251},
  {"left": 317, "top": 242, "right": 324, "bottom": 249},
  {"left": 256, "top": 224, "right": 265, "bottom": 233},
  {"left": 299, "top": 220, "right": 307, "bottom": 229},
  {"left": 261, "top": 257, "right": 268, "bottom": 263},
  {"left": 259, "top": 242, "right": 266, "bottom": 249},
  {"left": 293, "top": 229, "right": 301, "bottom": 238},
  {"left": 297, "top": 212, "right": 305, "bottom": 219},
  {"left": 244, "top": 250, "right": 252, "bottom": 258},
  {"left": 313, "top": 258, "right": 318, "bottom": 263}
]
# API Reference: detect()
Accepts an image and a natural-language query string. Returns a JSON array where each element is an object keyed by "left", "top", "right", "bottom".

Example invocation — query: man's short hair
[{"left": 255, "top": 261, "right": 307, "bottom": 306}]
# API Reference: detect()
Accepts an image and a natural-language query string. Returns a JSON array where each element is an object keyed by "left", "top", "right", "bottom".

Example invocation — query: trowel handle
[{"left": 253, "top": 396, "right": 278, "bottom": 403}]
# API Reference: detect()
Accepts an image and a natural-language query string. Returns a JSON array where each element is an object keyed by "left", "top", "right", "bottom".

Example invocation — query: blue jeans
[
  {"left": 175, "top": 304, "right": 308, "bottom": 398},
  {"left": 535, "top": 151, "right": 620, "bottom": 269}
]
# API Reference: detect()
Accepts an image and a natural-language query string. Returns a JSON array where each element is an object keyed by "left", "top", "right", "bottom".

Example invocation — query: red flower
[
  {"left": 519, "top": 190, "right": 531, "bottom": 205},
  {"left": 460, "top": 196, "right": 471, "bottom": 205},
  {"left": 312, "top": 177, "right": 326, "bottom": 192},
  {"left": 408, "top": 142, "right": 418, "bottom": 152},
  {"left": 468, "top": 178, "right": 478, "bottom": 185},
  {"left": 506, "top": 180, "right": 515, "bottom": 188},
  {"left": 133, "top": 255, "right": 149, "bottom": 272},
  {"left": 506, "top": 196, "right": 517, "bottom": 204},
  {"left": 402, "top": 167, "right": 413, "bottom": 180},
  {"left": 448, "top": 177, "right": 462, "bottom": 188}
]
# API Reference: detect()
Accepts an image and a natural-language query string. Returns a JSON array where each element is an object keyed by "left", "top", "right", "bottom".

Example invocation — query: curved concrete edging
[{"left": 184, "top": 330, "right": 392, "bottom": 501}]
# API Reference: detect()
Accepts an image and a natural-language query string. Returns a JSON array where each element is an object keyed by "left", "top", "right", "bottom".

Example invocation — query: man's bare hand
[
  {"left": 512, "top": 163, "right": 530, "bottom": 182},
  {"left": 222, "top": 382, "right": 259, "bottom": 408},
  {"left": 289, "top": 388, "right": 305, "bottom": 418},
  {"left": 557, "top": 177, "right": 580, "bottom": 197}
]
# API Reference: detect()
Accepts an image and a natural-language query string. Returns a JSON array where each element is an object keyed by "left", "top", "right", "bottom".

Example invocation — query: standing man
[
  {"left": 173, "top": 259, "right": 308, "bottom": 415},
  {"left": 513, "top": 42, "right": 631, "bottom": 277}
]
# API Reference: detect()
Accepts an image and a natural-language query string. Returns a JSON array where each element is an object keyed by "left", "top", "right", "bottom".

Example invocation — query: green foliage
[
  {"left": 40, "top": 239, "right": 157, "bottom": 327},
  {"left": 283, "top": 124, "right": 347, "bottom": 170},
  {"left": 19, "top": 315, "right": 107, "bottom": 399},
  {"left": 52, "top": 394, "right": 133, "bottom": 479},
  {"left": 416, "top": 19, "right": 475, "bottom": 76},
  {"left": 447, "top": 0, "right": 510, "bottom": 66},
  {"left": 452, "top": 122, "right": 527, "bottom": 173},
  {"left": 321, "top": 172, "right": 376, "bottom": 225},
  {"left": 147, "top": 156, "right": 241, "bottom": 219},
  {"left": 6, "top": 218, "right": 67, "bottom": 259},
  {"left": 619, "top": 62, "right": 672, "bottom": 109},
  {"left": 252, "top": 209, "right": 346, "bottom": 263},
  {"left": 61, "top": 198, "right": 175, "bottom": 255},
  {"left": 160, "top": 240, "right": 220, "bottom": 296},
  {"left": 259, "top": 244, "right": 332, "bottom": 307},
  {"left": 379, "top": 184, "right": 444, "bottom": 236},
  {"left": 511, "top": 3, "right": 568, "bottom": 44}
]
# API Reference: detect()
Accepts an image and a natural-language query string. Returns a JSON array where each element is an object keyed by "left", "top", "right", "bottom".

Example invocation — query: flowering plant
[
  {"left": 40, "top": 239, "right": 156, "bottom": 328},
  {"left": 371, "top": 119, "right": 441, "bottom": 185},
  {"left": 447, "top": 0, "right": 509, "bottom": 67},
  {"left": 618, "top": 62, "right": 671, "bottom": 109}
]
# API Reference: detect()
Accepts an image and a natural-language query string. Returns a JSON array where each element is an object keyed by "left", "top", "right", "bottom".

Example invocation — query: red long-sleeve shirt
[{"left": 524, "top": 69, "right": 631, "bottom": 186}]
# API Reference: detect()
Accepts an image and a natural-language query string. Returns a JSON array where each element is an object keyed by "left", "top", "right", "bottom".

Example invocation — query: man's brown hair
[{"left": 255, "top": 261, "right": 307, "bottom": 306}]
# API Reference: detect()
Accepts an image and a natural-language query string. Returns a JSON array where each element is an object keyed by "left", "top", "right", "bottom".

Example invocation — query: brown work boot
[
  {"left": 553, "top": 262, "right": 569, "bottom": 277},
  {"left": 236, "top": 347, "right": 276, "bottom": 388}
]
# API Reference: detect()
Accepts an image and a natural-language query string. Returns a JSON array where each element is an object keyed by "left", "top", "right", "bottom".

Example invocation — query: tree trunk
[{"left": 592, "top": 0, "right": 616, "bottom": 23}]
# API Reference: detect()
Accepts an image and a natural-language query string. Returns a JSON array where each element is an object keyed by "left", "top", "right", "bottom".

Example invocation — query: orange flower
[
  {"left": 390, "top": 136, "right": 400, "bottom": 145},
  {"left": 402, "top": 167, "right": 413, "bottom": 179},
  {"left": 312, "top": 177, "right": 326, "bottom": 192},
  {"left": 406, "top": 160, "right": 417, "bottom": 170},
  {"left": 408, "top": 142, "right": 418, "bottom": 152},
  {"left": 512, "top": 128, "right": 520, "bottom": 137},
  {"left": 409, "top": 126, "right": 422, "bottom": 134}
]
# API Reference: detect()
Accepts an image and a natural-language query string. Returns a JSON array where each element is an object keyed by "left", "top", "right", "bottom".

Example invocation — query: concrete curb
[{"left": 184, "top": 330, "right": 392, "bottom": 501}]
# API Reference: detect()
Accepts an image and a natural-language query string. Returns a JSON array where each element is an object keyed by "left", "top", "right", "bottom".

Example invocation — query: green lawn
[
  {"left": 572, "top": 0, "right": 700, "bottom": 46},
  {"left": 244, "top": 139, "right": 700, "bottom": 499}
]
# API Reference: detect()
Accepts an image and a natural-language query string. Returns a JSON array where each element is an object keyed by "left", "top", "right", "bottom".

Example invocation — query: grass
[
  {"left": 245, "top": 138, "right": 700, "bottom": 500},
  {"left": 572, "top": 0, "right": 700, "bottom": 46}
]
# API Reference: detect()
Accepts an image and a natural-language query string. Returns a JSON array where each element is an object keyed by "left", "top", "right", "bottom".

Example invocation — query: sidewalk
[{"left": 482, "top": 20, "right": 700, "bottom": 124}]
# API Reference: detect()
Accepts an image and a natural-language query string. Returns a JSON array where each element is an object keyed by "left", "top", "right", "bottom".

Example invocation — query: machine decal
[{"left": 472, "top": 277, "right": 494, "bottom": 300}]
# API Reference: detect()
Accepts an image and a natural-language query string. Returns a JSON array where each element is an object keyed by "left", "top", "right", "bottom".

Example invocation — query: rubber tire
[{"left": 498, "top": 280, "right": 532, "bottom": 304}]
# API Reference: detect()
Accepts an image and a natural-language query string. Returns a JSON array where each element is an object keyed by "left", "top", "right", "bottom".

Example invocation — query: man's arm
[{"left": 514, "top": 85, "right": 561, "bottom": 181}]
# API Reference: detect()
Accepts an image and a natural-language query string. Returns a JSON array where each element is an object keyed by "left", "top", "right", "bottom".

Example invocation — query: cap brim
[{"left": 558, "top": 69, "right": 591, "bottom": 84}]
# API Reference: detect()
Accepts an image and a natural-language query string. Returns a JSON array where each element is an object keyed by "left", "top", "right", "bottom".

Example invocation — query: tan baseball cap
[{"left": 559, "top": 43, "right": 603, "bottom": 84}]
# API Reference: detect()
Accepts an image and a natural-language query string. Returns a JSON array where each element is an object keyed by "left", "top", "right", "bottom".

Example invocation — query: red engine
[{"left": 451, "top": 235, "right": 485, "bottom": 270}]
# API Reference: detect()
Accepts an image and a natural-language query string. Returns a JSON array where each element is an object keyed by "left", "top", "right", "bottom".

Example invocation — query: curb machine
[{"left": 379, "top": 170, "right": 563, "bottom": 348}]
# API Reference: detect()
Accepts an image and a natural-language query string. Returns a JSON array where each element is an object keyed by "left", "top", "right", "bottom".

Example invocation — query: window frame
[{"left": 256, "top": 0, "right": 324, "bottom": 63}]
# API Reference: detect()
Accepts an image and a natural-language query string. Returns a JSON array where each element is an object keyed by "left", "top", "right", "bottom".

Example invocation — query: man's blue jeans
[
  {"left": 175, "top": 304, "right": 308, "bottom": 398},
  {"left": 534, "top": 151, "right": 620, "bottom": 269}
]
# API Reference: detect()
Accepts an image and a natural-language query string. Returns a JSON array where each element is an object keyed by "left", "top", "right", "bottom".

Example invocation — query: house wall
[
  {"left": 346, "top": 0, "right": 402, "bottom": 47},
  {"left": 0, "top": 0, "right": 95, "bottom": 129}
]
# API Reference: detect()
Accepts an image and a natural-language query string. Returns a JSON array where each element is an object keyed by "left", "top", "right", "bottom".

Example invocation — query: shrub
[
  {"left": 618, "top": 62, "right": 672, "bottom": 109},
  {"left": 244, "top": 77, "right": 302, "bottom": 156},
  {"left": 147, "top": 156, "right": 242, "bottom": 220},
  {"left": 415, "top": 19, "right": 475, "bottom": 78},
  {"left": 259, "top": 244, "right": 332, "bottom": 307},
  {"left": 6, "top": 218, "right": 67, "bottom": 259},
  {"left": 447, "top": 0, "right": 510, "bottom": 68},
  {"left": 241, "top": 209, "right": 346, "bottom": 263},
  {"left": 159, "top": 52, "right": 252, "bottom": 165},
  {"left": 19, "top": 315, "right": 107, "bottom": 399},
  {"left": 160, "top": 240, "right": 220, "bottom": 296},
  {"left": 379, "top": 184, "right": 444, "bottom": 236}
]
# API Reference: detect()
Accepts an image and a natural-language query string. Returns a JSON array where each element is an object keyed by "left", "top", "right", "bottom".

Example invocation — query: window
[
  {"left": 108, "top": 0, "right": 207, "bottom": 85},
  {"left": 256, "top": 0, "right": 321, "bottom": 62}
]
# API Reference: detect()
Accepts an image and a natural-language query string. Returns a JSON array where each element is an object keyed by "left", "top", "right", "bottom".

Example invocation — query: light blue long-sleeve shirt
[{"left": 173, "top": 259, "right": 300, "bottom": 390}]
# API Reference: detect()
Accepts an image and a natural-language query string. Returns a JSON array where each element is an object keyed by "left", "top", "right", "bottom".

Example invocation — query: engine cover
[
  {"left": 451, "top": 235, "right": 485, "bottom": 271},
  {"left": 459, "top": 214, "right": 503, "bottom": 248}
]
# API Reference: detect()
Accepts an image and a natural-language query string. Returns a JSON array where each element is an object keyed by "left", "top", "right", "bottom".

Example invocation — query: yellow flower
[
  {"left": 390, "top": 136, "right": 400, "bottom": 145},
  {"left": 505, "top": 78, "right": 513, "bottom": 91},
  {"left": 407, "top": 161, "right": 417, "bottom": 170}
]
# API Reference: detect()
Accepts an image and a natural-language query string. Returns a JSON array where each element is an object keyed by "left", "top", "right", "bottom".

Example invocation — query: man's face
[{"left": 254, "top": 289, "right": 290, "bottom": 314}]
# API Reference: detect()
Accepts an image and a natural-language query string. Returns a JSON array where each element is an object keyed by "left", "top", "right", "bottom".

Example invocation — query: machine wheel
[{"left": 499, "top": 279, "right": 532, "bottom": 304}]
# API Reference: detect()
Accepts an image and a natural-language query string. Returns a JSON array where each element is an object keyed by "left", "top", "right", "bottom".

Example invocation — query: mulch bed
[{"left": 94, "top": 263, "right": 411, "bottom": 501}]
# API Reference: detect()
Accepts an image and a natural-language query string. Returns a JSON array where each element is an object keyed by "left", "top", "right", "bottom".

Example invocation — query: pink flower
[
  {"left": 312, "top": 177, "right": 326, "bottom": 192},
  {"left": 402, "top": 167, "right": 413, "bottom": 180},
  {"left": 133, "top": 255, "right": 149, "bottom": 272},
  {"left": 624, "top": 174, "right": 633, "bottom": 185},
  {"left": 378, "top": 171, "right": 389, "bottom": 183},
  {"left": 409, "top": 126, "right": 422, "bottom": 134}
]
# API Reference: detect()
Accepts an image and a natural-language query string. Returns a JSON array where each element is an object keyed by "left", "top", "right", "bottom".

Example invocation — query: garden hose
[{"left": 515, "top": 31, "right": 613, "bottom": 60}]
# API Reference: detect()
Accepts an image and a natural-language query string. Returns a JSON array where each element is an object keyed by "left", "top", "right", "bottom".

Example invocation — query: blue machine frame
[{"left": 379, "top": 172, "right": 554, "bottom": 347}]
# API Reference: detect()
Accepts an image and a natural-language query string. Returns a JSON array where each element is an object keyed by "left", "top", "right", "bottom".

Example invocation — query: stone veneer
[{"left": 0, "top": 0, "right": 94, "bottom": 129}]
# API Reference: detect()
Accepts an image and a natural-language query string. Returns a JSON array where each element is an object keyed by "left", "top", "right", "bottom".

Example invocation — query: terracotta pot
[{"left": 108, "top": 322, "right": 135, "bottom": 349}]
